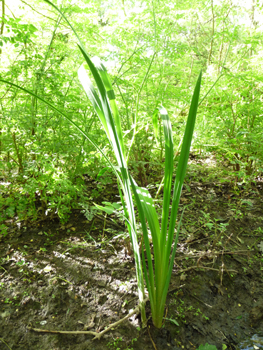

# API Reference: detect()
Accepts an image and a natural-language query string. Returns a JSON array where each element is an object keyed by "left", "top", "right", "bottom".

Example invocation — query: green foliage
[
  {"left": 1, "top": 0, "right": 263, "bottom": 228},
  {"left": 107, "top": 337, "right": 123, "bottom": 350},
  {"left": 0, "top": 163, "right": 86, "bottom": 223},
  {"left": 164, "top": 317, "right": 180, "bottom": 326},
  {"left": 197, "top": 344, "right": 218, "bottom": 350},
  {"left": 0, "top": 17, "right": 38, "bottom": 47}
]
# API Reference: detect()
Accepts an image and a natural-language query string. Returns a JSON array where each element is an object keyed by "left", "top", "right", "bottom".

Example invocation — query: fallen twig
[
  {"left": 147, "top": 326, "right": 158, "bottom": 350},
  {"left": 176, "top": 265, "right": 238, "bottom": 274},
  {"left": 0, "top": 337, "right": 12, "bottom": 350},
  {"left": 175, "top": 249, "right": 250, "bottom": 259},
  {"left": 27, "top": 297, "right": 149, "bottom": 341}
]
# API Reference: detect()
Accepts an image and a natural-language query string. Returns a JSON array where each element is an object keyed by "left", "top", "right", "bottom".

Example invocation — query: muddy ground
[{"left": 1, "top": 165, "right": 263, "bottom": 350}]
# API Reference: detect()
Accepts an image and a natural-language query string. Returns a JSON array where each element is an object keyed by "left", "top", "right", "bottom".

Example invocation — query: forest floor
[{"left": 1, "top": 156, "right": 263, "bottom": 350}]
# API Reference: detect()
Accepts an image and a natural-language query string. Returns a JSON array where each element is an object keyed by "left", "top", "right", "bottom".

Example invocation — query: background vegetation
[{"left": 0, "top": 0, "right": 263, "bottom": 230}]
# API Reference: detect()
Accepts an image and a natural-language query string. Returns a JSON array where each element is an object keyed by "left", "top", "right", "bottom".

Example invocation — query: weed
[{"left": 107, "top": 337, "right": 123, "bottom": 350}]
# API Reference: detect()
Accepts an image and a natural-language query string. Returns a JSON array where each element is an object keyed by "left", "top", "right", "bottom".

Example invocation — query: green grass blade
[
  {"left": 159, "top": 106, "right": 174, "bottom": 251},
  {"left": 78, "top": 65, "right": 108, "bottom": 132},
  {"left": 78, "top": 41, "right": 147, "bottom": 323},
  {"left": 159, "top": 208, "right": 185, "bottom": 317},
  {"left": 78, "top": 45, "right": 124, "bottom": 169},
  {"left": 129, "top": 176, "right": 156, "bottom": 304},
  {"left": 131, "top": 184, "right": 161, "bottom": 247},
  {"left": 152, "top": 108, "right": 159, "bottom": 143},
  {"left": 152, "top": 208, "right": 184, "bottom": 328},
  {"left": 77, "top": 48, "right": 138, "bottom": 258},
  {"left": 94, "top": 59, "right": 125, "bottom": 157},
  {"left": 166, "top": 71, "right": 202, "bottom": 263},
  {"left": 130, "top": 182, "right": 168, "bottom": 319}
]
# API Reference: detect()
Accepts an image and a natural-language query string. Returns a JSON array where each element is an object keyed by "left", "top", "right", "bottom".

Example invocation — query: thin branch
[
  {"left": 27, "top": 297, "right": 149, "bottom": 341},
  {"left": 126, "top": 52, "right": 157, "bottom": 163},
  {"left": 5, "top": 3, "right": 16, "bottom": 18},
  {"left": 20, "top": 0, "right": 65, "bottom": 25},
  {"left": 1, "top": 0, "right": 5, "bottom": 35},
  {"left": 207, "top": 0, "right": 215, "bottom": 65},
  {"left": 0, "top": 337, "right": 12, "bottom": 350},
  {"left": 176, "top": 266, "right": 238, "bottom": 274},
  {"left": 0, "top": 0, "right": 5, "bottom": 54},
  {"left": 148, "top": 327, "right": 158, "bottom": 350},
  {"left": 112, "top": 42, "right": 146, "bottom": 85}
]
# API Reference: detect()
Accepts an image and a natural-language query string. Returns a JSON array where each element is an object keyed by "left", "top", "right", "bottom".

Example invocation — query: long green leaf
[
  {"left": 128, "top": 181, "right": 164, "bottom": 307},
  {"left": 166, "top": 71, "right": 202, "bottom": 265},
  {"left": 159, "top": 208, "right": 185, "bottom": 325},
  {"left": 78, "top": 64, "right": 107, "bottom": 133},
  {"left": 159, "top": 106, "right": 174, "bottom": 252},
  {"left": 94, "top": 59, "right": 126, "bottom": 157},
  {"left": 152, "top": 108, "right": 159, "bottom": 143},
  {"left": 129, "top": 176, "right": 156, "bottom": 310},
  {"left": 78, "top": 45, "right": 125, "bottom": 169}
]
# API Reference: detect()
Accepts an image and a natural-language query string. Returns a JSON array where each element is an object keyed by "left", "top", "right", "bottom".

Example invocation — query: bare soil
[{"left": 1, "top": 175, "right": 263, "bottom": 350}]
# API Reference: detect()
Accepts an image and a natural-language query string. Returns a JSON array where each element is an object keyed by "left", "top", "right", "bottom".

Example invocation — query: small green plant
[
  {"left": 4, "top": 298, "right": 12, "bottom": 304},
  {"left": 194, "top": 308, "right": 209, "bottom": 320},
  {"left": 200, "top": 211, "right": 229, "bottom": 247},
  {"left": 164, "top": 317, "right": 179, "bottom": 326},
  {"left": 80, "top": 202, "right": 97, "bottom": 221},
  {"left": 170, "top": 297, "right": 209, "bottom": 323},
  {"left": 39, "top": 247, "right": 47, "bottom": 252},
  {"left": 107, "top": 337, "right": 123, "bottom": 350},
  {"left": 16, "top": 260, "right": 28, "bottom": 267},
  {"left": 255, "top": 227, "right": 263, "bottom": 236},
  {"left": 0, "top": 223, "right": 8, "bottom": 237}
]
